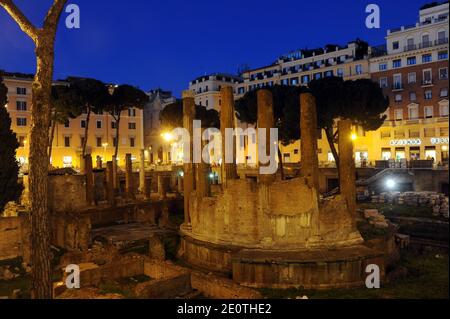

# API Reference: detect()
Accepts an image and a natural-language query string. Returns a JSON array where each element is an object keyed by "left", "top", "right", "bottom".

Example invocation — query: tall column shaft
[
  {"left": 257, "top": 90, "right": 276, "bottom": 184},
  {"left": 196, "top": 128, "right": 211, "bottom": 197},
  {"left": 125, "top": 153, "right": 134, "bottom": 200},
  {"left": 300, "top": 93, "right": 319, "bottom": 190},
  {"left": 85, "top": 155, "right": 94, "bottom": 205},
  {"left": 106, "top": 161, "right": 116, "bottom": 207},
  {"left": 182, "top": 90, "right": 196, "bottom": 225},
  {"left": 139, "top": 149, "right": 146, "bottom": 193},
  {"left": 112, "top": 155, "right": 118, "bottom": 190},
  {"left": 338, "top": 119, "right": 357, "bottom": 221},
  {"left": 220, "top": 86, "right": 238, "bottom": 185}
]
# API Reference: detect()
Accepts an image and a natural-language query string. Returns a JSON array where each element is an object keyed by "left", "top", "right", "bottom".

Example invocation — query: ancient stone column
[
  {"left": 106, "top": 161, "right": 116, "bottom": 207},
  {"left": 125, "top": 153, "right": 135, "bottom": 200},
  {"left": 300, "top": 93, "right": 319, "bottom": 191},
  {"left": 144, "top": 177, "right": 152, "bottom": 200},
  {"left": 85, "top": 155, "right": 94, "bottom": 205},
  {"left": 112, "top": 155, "right": 118, "bottom": 190},
  {"left": 177, "top": 174, "right": 184, "bottom": 194},
  {"left": 338, "top": 119, "right": 357, "bottom": 220},
  {"left": 139, "top": 149, "right": 146, "bottom": 193},
  {"left": 196, "top": 129, "right": 211, "bottom": 197},
  {"left": 158, "top": 175, "right": 168, "bottom": 200},
  {"left": 182, "top": 90, "right": 195, "bottom": 225},
  {"left": 96, "top": 156, "right": 103, "bottom": 169},
  {"left": 220, "top": 86, "right": 238, "bottom": 185},
  {"left": 257, "top": 90, "right": 276, "bottom": 185}
]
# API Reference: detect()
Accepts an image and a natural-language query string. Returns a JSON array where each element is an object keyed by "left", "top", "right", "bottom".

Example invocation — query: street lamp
[{"left": 351, "top": 133, "right": 358, "bottom": 141}]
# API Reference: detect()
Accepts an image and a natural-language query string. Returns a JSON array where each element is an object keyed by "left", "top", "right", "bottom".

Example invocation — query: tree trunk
[
  {"left": 325, "top": 126, "right": 340, "bottom": 168},
  {"left": 29, "top": 40, "right": 54, "bottom": 299},
  {"left": 82, "top": 107, "right": 91, "bottom": 157},
  {"left": 48, "top": 118, "right": 56, "bottom": 163},
  {"left": 114, "top": 113, "right": 121, "bottom": 158},
  {"left": 277, "top": 145, "right": 285, "bottom": 180}
]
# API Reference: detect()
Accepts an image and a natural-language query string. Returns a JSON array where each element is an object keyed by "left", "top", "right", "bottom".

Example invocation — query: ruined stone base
[{"left": 180, "top": 235, "right": 385, "bottom": 289}]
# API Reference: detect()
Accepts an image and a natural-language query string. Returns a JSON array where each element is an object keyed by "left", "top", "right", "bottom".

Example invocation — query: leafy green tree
[
  {"left": 235, "top": 78, "right": 388, "bottom": 173},
  {"left": 310, "top": 77, "right": 389, "bottom": 166},
  {"left": 67, "top": 77, "right": 110, "bottom": 157},
  {"left": 0, "top": 75, "right": 23, "bottom": 212},
  {"left": 106, "top": 85, "right": 149, "bottom": 158},
  {"left": 48, "top": 84, "right": 83, "bottom": 161},
  {"left": 160, "top": 99, "right": 220, "bottom": 130}
]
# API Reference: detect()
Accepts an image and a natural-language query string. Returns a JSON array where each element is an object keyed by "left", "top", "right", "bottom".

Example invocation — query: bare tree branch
[
  {"left": 43, "top": 0, "right": 68, "bottom": 31},
  {"left": 0, "top": 0, "right": 38, "bottom": 42}
]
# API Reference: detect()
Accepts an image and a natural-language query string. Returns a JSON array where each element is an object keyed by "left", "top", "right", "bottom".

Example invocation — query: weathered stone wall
[
  {"left": 186, "top": 178, "right": 358, "bottom": 249},
  {"left": 0, "top": 217, "right": 23, "bottom": 260},
  {"left": 49, "top": 175, "right": 89, "bottom": 213},
  {"left": 51, "top": 213, "right": 91, "bottom": 251}
]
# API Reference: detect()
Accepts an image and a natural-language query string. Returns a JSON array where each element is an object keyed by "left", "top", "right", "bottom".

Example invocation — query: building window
[
  {"left": 64, "top": 136, "right": 70, "bottom": 147},
  {"left": 336, "top": 68, "right": 344, "bottom": 77},
  {"left": 407, "top": 56, "right": 416, "bottom": 65},
  {"left": 314, "top": 73, "right": 322, "bottom": 80},
  {"left": 130, "top": 137, "right": 135, "bottom": 147},
  {"left": 290, "top": 77, "right": 299, "bottom": 85},
  {"left": 395, "top": 109, "right": 403, "bottom": 121},
  {"left": 423, "top": 69, "right": 432, "bottom": 85},
  {"left": 111, "top": 121, "right": 117, "bottom": 129},
  {"left": 392, "top": 59, "right": 401, "bottom": 68},
  {"left": 238, "top": 87, "right": 245, "bottom": 94},
  {"left": 438, "top": 50, "right": 448, "bottom": 60},
  {"left": 425, "top": 106, "right": 434, "bottom": 118},
  {"left": 17, "top": 117, "right": 27, "bottom": 126},
  {"left": 16, "top": 87, "right": 27, "bottom": 95},
  {"left": 409, "top": 92, "right": 416, "bottom": 101},
  {"left": 424, "top": 128, "right": 435, "bottom": 137},
  {"left": 64, "top": 121, "right": 70, "bottom": 128},
  {"left": 392, "top": 41, "right": 399, "bottom": 50},
  {"left": 81, "top": 120, "right": 86, "bottom": 128},
  {"left": 394, "top": 94, "right": 402, "bottom": 102},
  {"left": 409, "top": 130, "right": 420, "bottom": 138},
  {"left": 441, "top": 103, "right": 449, "bottom": 117},
  {"left": 441, "top": 88, "right": 449, "bottom": 97},
  {"left": 393, "top": 74, "right": 402, "bottom": 90},
  {"left": 301, "top": 75, "right": 309, "bottom": 84},
  {"left": 424, "top": 90, "right": 432, "bottom": 100},
  {"left": 394, "top": 130, "right": 405, "bottom": 138},
  {"left": 128, "top": 108, "right": 136, "bottom": 117},
  {"left": 16, "top": 101, "right": 27, "bottom": 111},
  {"left": 96, "top": 137, "right": 102, "bottom": 147},
  {"left": 408, "top": 105, "right": 419, "bottom": 119},
  {"left": 422, "top": 54, "right": 432, "bottom": 63},
  {"left": 18, "top": 136, "right": 26, "bottom": 147},
  {"left": 128, "top": 122, "right": 136, "bottom": 130},
  {"left": 355, "top": 64, "right": 363, "bottom": 75},
  {"left": 381, "top": 131, "right": 391, "bottom": 138},
  {"left": 379, "top": 63, "right": 387, "bottom": 71},
  {"left": 96, "top": 120, "right": 102, "bottom": 129},
  {"left": 63, "top": 156, "right": 73, "bottom": 168},
  {"left": 379, "top": 77, "right": 388, "bottom": 88},
  {"left": 439, "top": 68, "right": 448, "bottom": 79},
  {"left": 408, "top": 72, "right": 416, "bottom": 84}
]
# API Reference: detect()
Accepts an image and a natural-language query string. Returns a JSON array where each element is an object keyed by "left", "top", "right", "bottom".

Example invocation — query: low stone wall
[
  {"left": 191, "top": 271, "right": 262, "bottom": 299},
  {"left": 51, "top": 213, "right": 91, "bottom": 251},
  {"left": 49, "top": 175, "right": 89, "bottom": 213},
  {"left": 0, "top": 215, "right": 29, "bottom": 262}
]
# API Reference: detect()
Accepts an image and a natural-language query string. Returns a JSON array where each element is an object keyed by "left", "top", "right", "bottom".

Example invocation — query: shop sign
[
  {"left": 390, "top": 139, "right": 421, "bottom": 146},
  {"left": 430, "top": 137, "right": 449, "bottom": 145}
]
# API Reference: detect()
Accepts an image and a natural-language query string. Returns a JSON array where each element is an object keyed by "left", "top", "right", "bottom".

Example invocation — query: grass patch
[{"left": 259, "top": 250, "right": 449, "bottom": 299}]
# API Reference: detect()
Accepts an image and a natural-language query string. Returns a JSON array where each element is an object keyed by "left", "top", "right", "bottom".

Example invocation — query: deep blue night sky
[{"left": 0, "top": 0, "right": 428, "bottom": 97}]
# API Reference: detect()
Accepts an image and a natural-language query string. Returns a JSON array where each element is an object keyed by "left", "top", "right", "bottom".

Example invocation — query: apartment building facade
[
  {"left": 185, "top": 3, "right": 449, "bottom": 168},
  {"left": 3, "top": 73, "right": 145, "bottom": 170},
  {"left": 370, "top": 2, "right": 449, "bottom": 165}
]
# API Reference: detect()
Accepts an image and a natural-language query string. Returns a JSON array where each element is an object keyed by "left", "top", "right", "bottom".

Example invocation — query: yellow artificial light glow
[
  {"left": 162, "top": 132, "right": 173, "bottom": 142},
  {"left": 442, "top": 145, "right": 448, "bottom": 151},
  {"left": 351, "top": 133, "right": 357, "bottom": 141}
]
